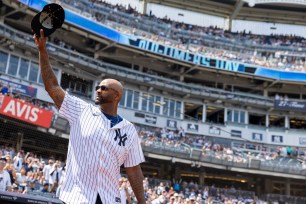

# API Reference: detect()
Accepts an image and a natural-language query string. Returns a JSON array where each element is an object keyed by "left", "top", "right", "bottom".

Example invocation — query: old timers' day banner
[{"left": 0, "top": 95, "right": 53, "bottom": 128}]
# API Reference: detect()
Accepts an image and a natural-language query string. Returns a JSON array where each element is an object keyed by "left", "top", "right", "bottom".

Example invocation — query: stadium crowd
[
  {"left": 1, "top": 142, "right": 305, "bottom": 203},
  {"left": 0, "top": 144, "right": 264, "bottom": 203},
  {"left": 2, "top": 79, "right": 306, "bottom": 167},
  {"left": 2, "top": 80, "right": 306, "bottom": 171},
  {"left": 2, "top": 76, "right": 306, "bottom": 203},
  {"left": 56, "top": 0, "right": 306, "bottom": 72},
  {"left": 137, "top": 124, "right": 306, "bottom": 170},
  {"left": 0, "top": 91, "right": 306, "bottom": 203}
]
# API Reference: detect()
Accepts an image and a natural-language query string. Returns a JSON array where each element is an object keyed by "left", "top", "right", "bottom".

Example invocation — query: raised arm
[{"left": 33, "top": 29, "right": 65, "bottom": 109}]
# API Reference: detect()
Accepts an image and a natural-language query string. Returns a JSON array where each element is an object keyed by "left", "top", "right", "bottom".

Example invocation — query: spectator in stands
[
  {"left": 15, "top": 166, "right": 27, "bottom": 185},
  {"left": 287, "top": 146, "right": 293, "bottom": 157},
  {"left": 275, "top": 93, "right": 280, "bottom": 100},
  {"left": 168, "top": 196, "right": 176, "bottom": 204},
  {"left": 13, "top": 91, "right": 21, "bottom": 100},
  {"left": 30, "top": 158, "right": 40, "bottom": 173},
  {"left": 0, "top": 157, "right": 12, "bottom": 192},
  {"left": 56, "top": 164, "right": 66, "bottom": 197},
  {"left": 23, "top": 152, "right": 34, "bottom": 173},
  {"left": 4, "top": 155, "right": 15, "bottom": 184},
  {"left": 0, "top": 84, "right": 9, "bottom": 95},
  {"left": 119, "top": 177, "right": 132, "bottom": 204},
  {"left": 157, "top": 182, "right": 166, "bottom": 195},
  {"left": 3, "top": 145, "right": 14, "bottom": 158},
  {"left": 152, "top": 190, "right": 167, "bottom": 204},
  {"left": 26, "top": 179, "right": 37, "bottom": 193},
  {"left": 41, "top": 182, "right": 49, "bottom": 193},
  {"left": 42, "top": 159, "right": 53, "bottom": 189},
  {"left": 49, "top": 160, "right": 62, "bottom": 193},
  {"left": 173, "top": 180, "right": 181, "bottom": 193},
  {"left": 13, "top": 150, "right": 24, "bottom": 172}
]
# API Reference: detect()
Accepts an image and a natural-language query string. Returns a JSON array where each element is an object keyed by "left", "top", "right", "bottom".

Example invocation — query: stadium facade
[{"left": 0, "top": 0, "right": 306, "bottom": 202}]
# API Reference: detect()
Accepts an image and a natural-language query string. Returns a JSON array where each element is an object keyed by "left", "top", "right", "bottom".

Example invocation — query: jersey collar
[{"left": 91, "top": 105, "right": 128, "bottom": 129}]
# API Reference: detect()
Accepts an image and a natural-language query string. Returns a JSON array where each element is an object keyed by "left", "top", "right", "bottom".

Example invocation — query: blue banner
[
  {"left": 126, "top": 38, "right": 258, "bottom": 73},
  {"left": 0, "top": 78, "right": 37, "bottom": 97},
  {"left": 255, "top": 68, "right": 306, "bottom": 82},
  {"left": 274, "top": 100, "right": 306, "bottom": 112},
  {"left": 23, "top": 0, "right": 122, "bottom": 42}
]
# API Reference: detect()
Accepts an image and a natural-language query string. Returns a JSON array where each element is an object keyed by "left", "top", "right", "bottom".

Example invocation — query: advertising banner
[
  {"left": 274, "top": 100, "right": 306, "bottom": 112},
  {"left": 0, "top": 95, "right": 53, "bottom": 128},
  {"left": 0, "top": 78, "right": 37, "bottom": 97}
]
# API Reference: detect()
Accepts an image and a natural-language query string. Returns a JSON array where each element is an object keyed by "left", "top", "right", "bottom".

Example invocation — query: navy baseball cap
[
  {"left": 0, "top": 157, "right": 7, "bottom": 162},
  {"left": 31, "top": 3, "right": 65, "bottom": 37}
]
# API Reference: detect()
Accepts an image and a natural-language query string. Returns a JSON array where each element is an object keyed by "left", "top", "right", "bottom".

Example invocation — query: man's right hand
[
  {"left": 33, "top": 29, "right": 47, "bottom": 51},
  {"left": 33, "top": 28, "right": 65, "bottom": 109}
]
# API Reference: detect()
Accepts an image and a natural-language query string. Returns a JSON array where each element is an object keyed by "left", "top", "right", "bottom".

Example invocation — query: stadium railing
[
  {"left": 264, "top": 193, "right": 306, "bottom": 204},
  {"left": 142, "top": 141, "right": 306, "bottom": 176},
  {"left": 0, "top": 190, "right": 61, "bottom": 204}
]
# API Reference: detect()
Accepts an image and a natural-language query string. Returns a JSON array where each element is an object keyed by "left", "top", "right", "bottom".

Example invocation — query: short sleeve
[
  {"left": 124, "top": 128, "right": 145, "bottom": 168},
  {"left": 59, "top": 92, "right": 89, "bottom": 125}
]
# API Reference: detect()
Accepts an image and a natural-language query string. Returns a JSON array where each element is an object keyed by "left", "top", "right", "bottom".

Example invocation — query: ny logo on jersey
[{"left": 114, "top": 129, "right": 127, "bottom": 146}]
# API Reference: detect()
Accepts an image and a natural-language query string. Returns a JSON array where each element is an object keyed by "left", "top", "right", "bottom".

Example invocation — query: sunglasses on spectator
[{"left": 95, "top": 85, "right": 118, "bottom": 94}]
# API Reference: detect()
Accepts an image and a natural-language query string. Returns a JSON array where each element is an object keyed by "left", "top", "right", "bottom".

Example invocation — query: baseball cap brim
[
  {"left": 31, "top": 3, "right": 65, "bottom": 37},
  {"left": 0, "top": 156, "right": 7, "bottom": 162}
]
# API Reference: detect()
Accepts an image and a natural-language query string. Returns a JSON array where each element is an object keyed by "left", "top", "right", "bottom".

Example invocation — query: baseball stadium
[{"left": 0, "top": 0, "right": 305, "bottom": 203}]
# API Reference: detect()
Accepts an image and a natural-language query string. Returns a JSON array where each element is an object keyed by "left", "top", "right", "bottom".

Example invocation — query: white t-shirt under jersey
[
  {"left": 0, "top": 170, "right": 12, "bottom": 191},
  {"left": 58, "top": 93, "right": 145, "bottom": 204}
]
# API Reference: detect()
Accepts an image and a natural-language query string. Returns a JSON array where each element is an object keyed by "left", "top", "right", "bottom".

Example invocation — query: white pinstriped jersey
[{"left": 58, "top": 93, "right": 145, "bottom": 204}]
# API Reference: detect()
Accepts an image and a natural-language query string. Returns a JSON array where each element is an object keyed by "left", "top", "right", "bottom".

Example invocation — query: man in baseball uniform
[{"left": 34, "top": 29, "right": 146, "bottom": 204}]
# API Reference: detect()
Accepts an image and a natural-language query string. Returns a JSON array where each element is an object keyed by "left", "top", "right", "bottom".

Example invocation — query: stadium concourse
[{"left": 0, "top": 0, "right": 306, "bottom": 203}]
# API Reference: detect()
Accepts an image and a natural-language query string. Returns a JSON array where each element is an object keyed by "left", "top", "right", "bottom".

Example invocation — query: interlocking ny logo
[{"left": 114, "top": 129, "right": 127, "bottom": 146}]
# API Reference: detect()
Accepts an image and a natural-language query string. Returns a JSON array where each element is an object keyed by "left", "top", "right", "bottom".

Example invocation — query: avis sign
[{"left": 0, "top": 95, "right": 53, "bottom": 128}]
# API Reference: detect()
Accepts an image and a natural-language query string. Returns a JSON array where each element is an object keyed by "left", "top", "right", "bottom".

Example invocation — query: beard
[
  {"left": 95, "top": 98, "right": 100, "bottom": 105},
  {"left": 95, "top": 95, "right": 112, "bottom": 105},
  {"left": 95, "top": 97, "right": 102, "bottom": 105}
]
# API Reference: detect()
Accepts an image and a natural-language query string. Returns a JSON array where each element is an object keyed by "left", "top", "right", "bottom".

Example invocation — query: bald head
[{"left": 100, "top": 78, "right": 123, "bottom": 100}]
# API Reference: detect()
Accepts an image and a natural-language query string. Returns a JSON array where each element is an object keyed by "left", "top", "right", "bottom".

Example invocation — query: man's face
[
  {"left": 95, "top": 82, "right": 118, "bottom": 105},
  {"left": 49, "top": 160, "right": 54, "bottom": 165}
]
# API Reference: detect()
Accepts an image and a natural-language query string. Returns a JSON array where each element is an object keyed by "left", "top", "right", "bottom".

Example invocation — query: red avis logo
[
  {"left": 3, "top": 100, "right": 39, "bottom": 122},
  {"left": 0, "top": 96, "right": 53, "bottom": 128}
]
